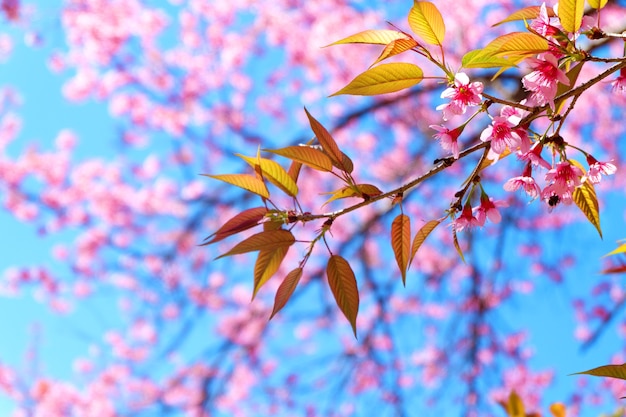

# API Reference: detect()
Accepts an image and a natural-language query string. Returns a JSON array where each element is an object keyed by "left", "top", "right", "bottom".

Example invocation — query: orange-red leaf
[
  {"left": 573, "top": 181, "right": 602, "bottom": 238},
  {"left": 327, "top": 255, "right": 359, "bottom": 337},
  {"left": 409, "top": 219, "right": 441, "bottom": 267},
  {"left": 549, "top": 403, "right": 566, "bottom": 417},
  {"left": 236, "top": 154, "right": 298, "bottom": 197},
  {"left": 408, "top": 1, "right": 445, "bottom": 46},
  {"left": 330, "top": 63, "right": 423, "bottom": 96},
  {"left": 372, "top": 37, "right": 419, "bottom": 66},
  {"left": 269, "top": 268, "right": 304, "bottom": 319},
  {"left": 265, "top": 145, "right": 334, "bottom": 172},
  {"left": 215, "top": 229, "right": 295, "bottom": 259},
  {"left": 391, "top": 214, "right": 411, "bottom": 285},
  {"left": 203, "top": 173, "right": 269, "bottom": 199},
  {"left": 253, "top": 246, "right": 289, "bottom": 299},
  {"left": 304, "top": 108, "right": 347, "bottom": 172},
  {"left": 326, "top": 29, "right": 409, "bottom": 46},
  {"left": 202, "top": 207, "right": 267, "bottom": 245}
]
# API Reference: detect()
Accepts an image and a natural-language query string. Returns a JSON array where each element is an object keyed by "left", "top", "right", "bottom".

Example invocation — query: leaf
[
  {"left": 408, "top": 1, "right": 445, "bottom": 46},
  {"left": 391, "top": 214, "right": 411, "bottom": 285},
  {"left": 461, "top": 49, "right": 522, "bottom": 69},
  {"left": 489, "top": 32, "right": 550, "bottom": 58},
  {"left": 269, "top": 268, "right": 303, "bottom": 319},
  {"left": 372, "top": 37, "right": 419, "bottom": 66},
  {"left": 554, "top": 62, "right": 584, "bottom": 113},
  {"left": 601, "top": 264, "right": 626, "bottom": 274},
  {"left": 587, "top": 0, "right": 608, "bottom": 9},
  {"left": 215, "top": 229, "right": 295, "bottom": 260},
  {"left": 287, "top": 159, "right": 303, "bottom": 183},
  {"left": 203, "top": 173, "right": 269, "bottom": 199},
  {"left": 330, "top": 63, "right": 423, "bottom": 96},
  {"left": 265, "top": 146, "right": 334, "bottom": 172},
  {"left": 409, "top": 219, "right": 441, "bottom": 267},
  {"left": 202, "top": 207, "right": 267, "bottom": 245},
  {"left": 506, "top": 391, "right": 525, "bottom": 417},
  {"left": 304, "top": 108, "right": 348, "bottom": 172},
  {"left": 322, "top": 184, "right": 383, "bottom": 206},
  {"left": 452, "top": 228, "right": 466, "bottom": 263},
  {"left": 558, "top": 0, "right": 585, "bottom": 33},
  {"left": 326, "top": 29, "right": 409, "bottom": 46},
  {"left": 573, "top": 363, "right": 626, "bottom": 380},
  {"left": 573, "top": 181, "right": 602, "bottom": 238},
  {"left": 327, "top": 255, "right": 360, "bottom": 337},
  {"left": 236, "top": 154, "right": 299, "bottom": 197},
  {"left": 549, "top": 403, "right": 566, "bottom": 417},
  {"left": 492, "top": 6, "right": 556, "bottom": 26},
  {"left": 604, "top": 241, "right": 626, "bottom": 257},
  {"left": 252, "top": 245, "right": 289, "bottom": 299}
]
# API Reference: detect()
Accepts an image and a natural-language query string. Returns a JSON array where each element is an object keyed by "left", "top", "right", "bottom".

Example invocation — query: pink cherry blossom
[
  {"left": 480, "top": 116, "right": 523, "bottom": 155},
  {"left": 429, "top": 124, "right": 462, "bottom": 159},
  {"left": 585, "top": 155, "right": 616, "bottom": 184},
  {"left": 453, "top": 202, "right": 482, "bottom": 232},
  {"left": 475, "top": 195, "right": 507, "bottom": 225},
  {"left": 522, "top": 54, "right": 569, "bottom": 107},
  {"left": 436, "top": 72, "right": 483, "bottom": 120},
  {"left": 541, "top": 161, "right": 583, "bottom": 206}
]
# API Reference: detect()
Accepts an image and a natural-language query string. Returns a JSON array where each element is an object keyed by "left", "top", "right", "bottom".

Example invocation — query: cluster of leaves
[{"left": 204, "top": 0, "right": 624, "bottom": 346}]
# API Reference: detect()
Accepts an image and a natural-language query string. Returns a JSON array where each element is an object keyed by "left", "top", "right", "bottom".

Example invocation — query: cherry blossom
[{"left": 436, "top": 72, "right": 483, "bottom": 120}]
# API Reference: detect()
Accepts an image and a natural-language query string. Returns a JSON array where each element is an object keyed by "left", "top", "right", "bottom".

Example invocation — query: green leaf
[
  {"left": 409, "top": 219, "right": 441, "bottom": 267},
  {"left": 215, "top": 229, "right": 295, "bottom": 260},
  {"left": 327, "top": 255, "right": 360, "bottom": 337},
  {"left": 330, "top": 63, "right": 423, "bottom": 96},
  {"left": 202, "top": 207, "right": 267, "bottom": 245},
  {"left": 203, "top": 173, "right": 269, "bottom": 199},
  {"left": 371, "top": 37, "right": 419, "bottom": 66},
  {"left": 265, "top": 146, "right": 334, "bottom": 172},
  {"left": 573, "top": 363, "right": 626, "bottom": 380},
  {"left": 559, "top": 0, "right": 585, "bottom": 33},
  {"left": 573, "top": 181, "right": 602, "bottom": 238},
  {"left": 408, "top": 1, "right": 445, "bottom": 46},
  {"left": 236, "top": 154, "right": 299, "bottom": 197},
  {"left": 252, "top": 246, "right": 289, "bottom": 299},
  {"left": 391, "top": 214, "right": 411, "bottom": 285},
  {"left": 492, "top": 6, "right": 556, "bottom": 27},
  {"left": 326, "top": 30, "right": 409, "bottom": 46},
  {"left": 304, "top": 108, "right": 349, "bottom": 172},
  {"left": 269, "top": 268, "right": 304, "bottom": 319},
  {"left": 587, "top": 0, "right": 608, "bottom": 9},
  {"left": 461, "top": 49, "right": 521, "bottom": 69}
]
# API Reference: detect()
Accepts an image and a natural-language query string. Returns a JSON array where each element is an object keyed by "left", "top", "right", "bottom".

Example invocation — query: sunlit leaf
[
  {"left": 327, "top": 255, "right": 360, "bottom": 337},
  {"left": 409, "top": 219, "right": 441, "bottom": 267},
  {"left": 237, "top": 154, "right": 299, "bottom": 197},
  {"left": 573, "top": 181, "right": 602, "bottom": 238},
  {"left": 489, "top": 32, "right": 550, "bottom": 57},
  {"left": 408, "top": 1, "right": 445, "bottom": 46},
  {"left": 202, "top": 207, "right": 267, "bottom": 245},
  {"left": 492, "top": 6, "right": 556, "bottom": 26},
  {"left": 215, "top": 229, "right": 295, "bottom": 260},
  {"left": 287, "top": 159, "right": 303, "bottom": 183},
  {"left": 372, "top": 37, "right": 419, "bottom": 66},
  {"left": 330, "top": 63, "right": 423, "bottom": 96},
  {"left": 304, "top": 108, "right": 349, "bottom": 172},
  {"left": 573, "top": 363, "right": 626, "bottom": 380},
  {"left": 559, "top": 0, "right": 585, "bottom": 33},
  {"left": 326, "top": 29, "right": 409, "bottom": 46},
  {"left": 252, "top": 245, "right": 289, "bottom": 299},
  {"left": 506, "top": 391, "right": 525, "bottom": 417},
  {"left": 265, "top": 146, "right": 334, "bottom": 172},
  {"left": 337, "top": 151, "right": 354, "bottom": 174},
  {"left": 554, "top": 62, "right": 585, "bottom": 113},
  {"left": 270, "top": 268, "right": 304, "bottom": 319},
  {"left": 322, "top": 184, "right": 383, "bottom": 206},
  {"left": 604, "top": 241, "right": 626, "bottom": 257},
  {"left": 452, "top": 228, "right": 466, "bottom": 263},
  {"left": 461, "top": 49, "right": 521, "bottom": 69},
  {"left": 203, "top": 173, "right": 269, "bottom": 199},
  {"left": 601, "top": 264, "right": 626, "bottom": 274},
  {"left": 588, "top": 0, "right": 608, "bottom": 9},
  {"left": 549, "top": 403, "right": 566, "bottom": 417},
  {"left": 391, "top": 214, "right": 411, "bottom": 285}
]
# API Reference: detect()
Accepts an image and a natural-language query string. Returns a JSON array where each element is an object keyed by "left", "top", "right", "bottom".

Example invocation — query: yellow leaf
[
  {"left": 236, "top": 154, "right": 298, "bottom": 197},
  {"left": 408, "top": 1, "right": 445, "bottom": 46},
  {"left": 215, "top": 229, "right": 295, "bottom": 260},
  {"left": 490, "top": 32, "right": 550, "bottom": 58},
  {"left": 492, "top": 6, "right": 556, "bottom": 26},
  {"left": 304, "top": 108, "right": 349, "bottom": 172},
  {"left": 330, "top": 63, "right": 423, "bottom": 96},
  {"left": 252, "top": 246, "right": 289, "bottom": 299},
  {"left": 554, "top": 63, "right": 584, "bottom": 113},
  {"left": 587, "top": 0, "right": 608, "bottom": 9},
  {"left": 462, "top": 49, "right": 522, "bottom": 69},
  {"left": 391, "top": 214, "right": 411, "bottom": 285},
  {"left": 321, "top": 184, "right": 382, "bottom": 206},
  {"left": 327, "top": 255, "right": 359, "bottom": 337},
  {"left": 573, "top": 181, "right": 602, "bottom": 238},
  {"left": 203, "top": 173, "right": 269, "bottom": 199},
  {"left": 507, "top": 391, "right": 525, "bottom": 417},
  {"left": 452, "top": 228, "right": 465, "bottom": 263},
  {"left": 326, "top": 29, "right": 409, "bottom": 46},
  {"left": 573, "top": 363, "right": 626, "bottom": 380},
  {"left": 202, "top": 206, "right": 267, "bottom": 245},
  {"left": 604, "top": 241, "right": 626, "bottom": 257},
  {"left": 270, "top": 268, "right": 303, "bottom": 319},
  {"left": 264, "top": 146, "right": 334, "bottom": 172},
  {"left": 371, "top": 37, "right": 419, "bottom": 66},
  {"left": 559, "top": 0, "right": 585, "bottom": 33},
  {"left": 550, "top": 403, "right": 567, "bottom": 417},
  {"left": 409, "top": 219, "right": 441, "bottom": 268}
]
